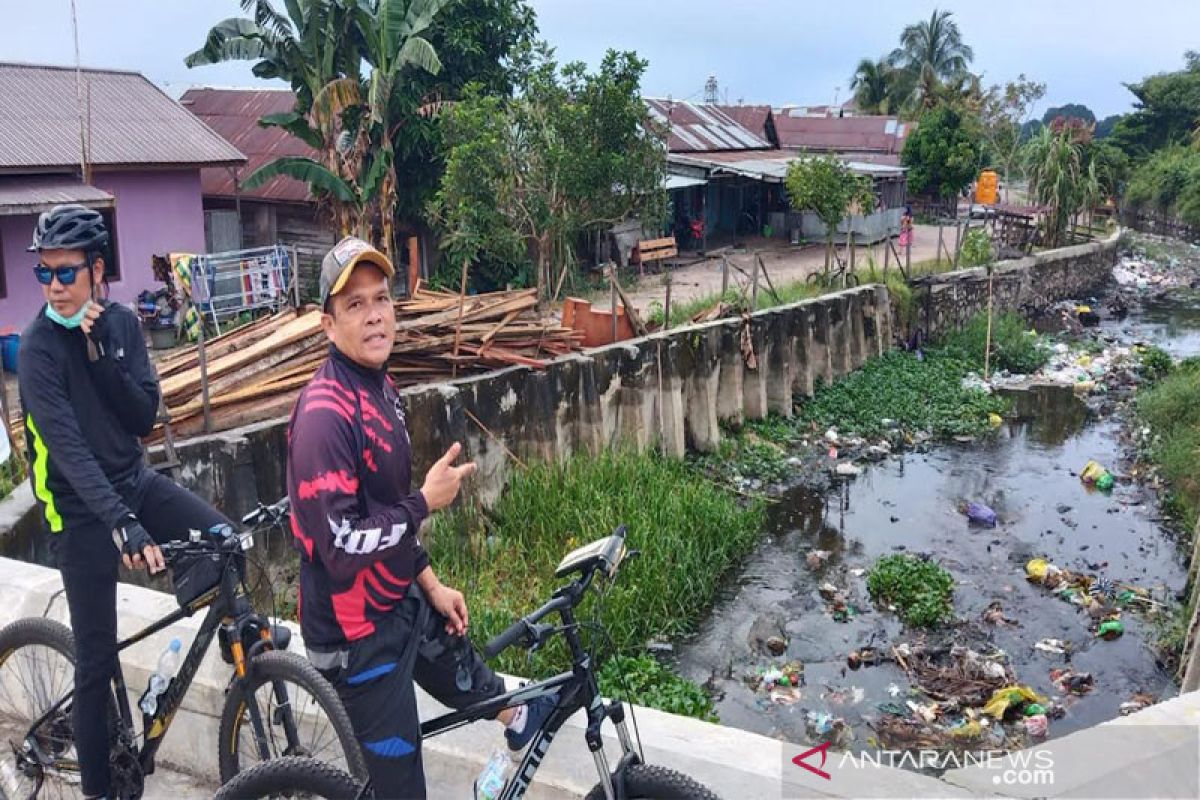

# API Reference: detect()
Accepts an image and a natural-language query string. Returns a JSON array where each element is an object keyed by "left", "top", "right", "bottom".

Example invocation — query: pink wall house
[
  {"left": 0, "top": 62, "right": 244, "bottom": 334},
  {"left": 0, "top": 170, "right": 208, "bottom": 331}
]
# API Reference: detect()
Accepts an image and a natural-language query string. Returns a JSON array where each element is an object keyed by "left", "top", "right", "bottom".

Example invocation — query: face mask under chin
[{"left": 46, "top": 300, "right": 91, "bottom": 329}]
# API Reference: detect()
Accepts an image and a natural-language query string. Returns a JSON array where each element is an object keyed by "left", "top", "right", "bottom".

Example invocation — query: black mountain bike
[
  {"left": 214, "top": 526, "right": 720, "bottom": 800},
  {"left": 0, "top": 499, "right": 366, "bottom": 799}
]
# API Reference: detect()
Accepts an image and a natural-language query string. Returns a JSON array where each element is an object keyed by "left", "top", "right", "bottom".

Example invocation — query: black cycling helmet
[{"left": 27, "top": 204, "right": 110, "bottom": 252}]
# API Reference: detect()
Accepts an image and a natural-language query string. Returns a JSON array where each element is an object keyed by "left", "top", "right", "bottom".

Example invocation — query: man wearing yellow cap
[{"left": 286, "top": 237, "right": 554, "bottom": 797}]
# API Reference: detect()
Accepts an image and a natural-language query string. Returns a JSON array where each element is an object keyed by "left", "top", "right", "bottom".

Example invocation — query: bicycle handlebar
[{"left": 482, "top": 595, "right": 571, "bottom": 659}]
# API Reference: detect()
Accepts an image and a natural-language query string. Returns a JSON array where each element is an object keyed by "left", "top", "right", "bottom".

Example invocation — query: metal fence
[{"left": 190, "top": 245, "right": 295, "bottom": 327}]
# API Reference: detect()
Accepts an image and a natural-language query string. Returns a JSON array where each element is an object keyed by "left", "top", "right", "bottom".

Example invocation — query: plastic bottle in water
[
  {"left": 139, "top": 638, "right": 182, "bottom": 716},
  {"left": 474, "top": 748, "right": 512, "bottom": 800}
]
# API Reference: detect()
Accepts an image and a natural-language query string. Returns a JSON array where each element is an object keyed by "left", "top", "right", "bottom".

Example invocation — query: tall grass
[
  {"left": 426, "top": 450, "right": 765, "bottom": 679},
  {"left": 1137, "top": 362, "right": 1200, "bottom": 530}
]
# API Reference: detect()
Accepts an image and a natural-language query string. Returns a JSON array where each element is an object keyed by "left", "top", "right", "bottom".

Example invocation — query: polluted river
[{"left": 676, "top": 237, "right": 1200, "bottom": 759}]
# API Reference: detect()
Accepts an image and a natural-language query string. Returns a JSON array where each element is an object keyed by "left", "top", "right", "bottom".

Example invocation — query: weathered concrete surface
[{"left": 909, "top": 233, "right": 1120, "bottom": 340}]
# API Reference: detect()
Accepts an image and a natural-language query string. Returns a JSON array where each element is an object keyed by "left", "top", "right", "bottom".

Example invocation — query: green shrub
[
  {"left": 866, "top": 554, "right": 956, "bottom": 628},
  {"left": 937, "top": 313, "right": 1049, "bottom": 374},
  {"left": 1138, "top": 345, "right": 1175, "bottom": 383},
  {"left": 959, "top": 228, "right": 993, "bottom": 267},
  {"left": 598, "top": 654, "right": 718, "bottom": 722}
]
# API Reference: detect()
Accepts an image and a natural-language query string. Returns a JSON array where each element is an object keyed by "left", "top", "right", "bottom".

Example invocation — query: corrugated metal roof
[
  {"left": 0, "top": 175, "right": 114, "bottom": 216},
  {"left": 713, "top": 104, "right": 772, "bottom": 141},
  {"left": 644, "top": 98, "right": 770, "bottom": 153},
  {"left": 180, "top": 87, "right": 316, "bottom": 203},
  {"left": 0, "top": 62, "right": 246, "bottom": 170},
  {"left": 773, "top": 113, "right": 913, "bottom": 155},
  {"left": 664, "top": 174, "right": 707, "bottom": 191},
  {"left": 668, "top": 151, "right": 905, "bottom": 183}
]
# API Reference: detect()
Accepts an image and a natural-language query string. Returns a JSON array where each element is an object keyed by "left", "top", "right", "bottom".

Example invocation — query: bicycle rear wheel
[
  {"left": 214, "top": 756, "right": 363, "bottom": 800},
  {"left": 218, "top": 651, "right": 366, "bottom": 784},
  {"left": 0, "top": 618, "right": 86, "bottom": 800}
]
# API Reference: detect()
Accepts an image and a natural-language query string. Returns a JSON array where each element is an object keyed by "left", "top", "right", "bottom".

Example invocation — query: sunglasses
[{"left": 33, "top": 263, "right": 89, "bottom": 286}]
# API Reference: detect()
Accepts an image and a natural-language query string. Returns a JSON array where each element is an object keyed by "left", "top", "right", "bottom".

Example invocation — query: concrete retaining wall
[{"left": 909, "top": 233, "right": 1119, "bottom": 340}]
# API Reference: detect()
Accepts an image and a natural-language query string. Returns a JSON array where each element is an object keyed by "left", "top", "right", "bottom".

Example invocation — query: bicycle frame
[
  {"left": 417, "top": 590, "right": 638, "bottom": 800},
  {"left": 20, "top": 543, "right": 281, "bottom": 785}
]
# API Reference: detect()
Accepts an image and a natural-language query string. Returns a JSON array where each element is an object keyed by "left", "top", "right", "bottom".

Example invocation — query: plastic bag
[
  {"left": 982, "top": 685, "right": 1045, "bottom": 719},
  {"left": 965, "top": 502, "right": 998, "bottom": 527}
]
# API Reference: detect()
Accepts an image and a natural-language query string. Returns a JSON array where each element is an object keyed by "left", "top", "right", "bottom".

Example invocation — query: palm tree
[
  {"left": 888, "top": 9, "right": 974, "bottom": 112},
  {"left": 188, "top": 0, "right": 450, "bottom": 261},
  {"left": 187, "top": 1, "right": 363, "bottom": 232},
  {"left": 1023, "top": 127, "right": 1084, "bottom": 247},
  {"left": 849, "top": 58, "right": 894, "bottom": 115},
  {"left": 349, "top": 0, "right": 450, "bottom": 264}
]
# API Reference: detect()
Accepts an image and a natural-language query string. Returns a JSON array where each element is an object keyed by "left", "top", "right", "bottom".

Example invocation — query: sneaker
[{"left": 505, "top": 694, "right": 558, "bottom": 751}]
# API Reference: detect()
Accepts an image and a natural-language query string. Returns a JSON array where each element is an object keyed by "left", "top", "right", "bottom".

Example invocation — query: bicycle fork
[{"left": 586, "top": 697, "right": 639, "bottom": 800}]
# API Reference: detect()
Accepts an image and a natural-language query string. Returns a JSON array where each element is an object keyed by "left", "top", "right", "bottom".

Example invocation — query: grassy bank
[
  {"left": 427, "top": 450, "right": 765, "bottom": 718},
  {"left": 1136, "top": 356, "right": 1200, "bottom": 531}
]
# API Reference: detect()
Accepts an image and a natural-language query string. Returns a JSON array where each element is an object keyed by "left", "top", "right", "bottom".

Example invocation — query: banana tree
[{"left": 349, "top": 0, "right": 450, "bottom": 265}]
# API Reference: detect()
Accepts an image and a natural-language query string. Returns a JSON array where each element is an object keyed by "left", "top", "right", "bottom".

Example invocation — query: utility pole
[
  {"left": 704, "top": 75, "right": 718, "bottom": 104},
  {"left": 70, "top": 0, "right": 89, "bottom": 184}
]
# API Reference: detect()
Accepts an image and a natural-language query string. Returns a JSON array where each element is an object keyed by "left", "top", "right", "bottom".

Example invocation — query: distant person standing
[{"left": 898, "top": 205, "right": 914, "bottom": 249}]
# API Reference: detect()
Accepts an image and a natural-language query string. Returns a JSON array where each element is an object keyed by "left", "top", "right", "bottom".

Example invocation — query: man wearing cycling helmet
[
  {"left": 287, "top": 236, "right": 556, "bottom": 798},
  {"left": 17, "top": 204, "right": 235, "bottom": 800}
]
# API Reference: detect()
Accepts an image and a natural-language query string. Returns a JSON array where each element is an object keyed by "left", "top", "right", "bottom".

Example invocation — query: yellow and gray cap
[{"left": 319, "top": 236, "right": 395, "bottom": 308}]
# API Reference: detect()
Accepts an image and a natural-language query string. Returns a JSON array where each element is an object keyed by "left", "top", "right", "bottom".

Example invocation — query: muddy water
[{"left": 676, "top": 313, "right": 1197, "bottom": 750}]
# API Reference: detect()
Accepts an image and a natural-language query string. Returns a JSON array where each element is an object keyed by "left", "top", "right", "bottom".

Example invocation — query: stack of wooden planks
[{"left": 145, "top": 285, "right": 583, "bottom": 440}]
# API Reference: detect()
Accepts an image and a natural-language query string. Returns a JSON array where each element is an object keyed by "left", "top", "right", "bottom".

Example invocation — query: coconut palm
[
  {"left": 888, "top": 9, "right": 974, "bottom": 112},
  {"left": 849, "top": 58, "right": 895, "bottom": 115}
]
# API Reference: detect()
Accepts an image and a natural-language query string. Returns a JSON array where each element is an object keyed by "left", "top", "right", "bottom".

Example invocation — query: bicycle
[
  {"left": 213, "top": 525, "right": 721, "bottom": 800},
  {"left": 0, "top": 498, "right": 366, "bottom": 799},
  {"left": 806, "top": 250, "right": 860, "bottom": 291}
]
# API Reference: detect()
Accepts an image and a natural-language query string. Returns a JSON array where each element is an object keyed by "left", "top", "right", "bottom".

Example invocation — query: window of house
[
  {"left": 98, "top": 208, "right": 120, "bottom": 281},
  {"left": 0, "top": 225, "right": 6, "bottom": 299}
]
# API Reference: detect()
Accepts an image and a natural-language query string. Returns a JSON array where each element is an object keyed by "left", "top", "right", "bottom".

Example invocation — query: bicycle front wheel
[
  {"left": 585, "top": 763, "right": 722, "bottom": 800},
  {"left": 214, "top": 756, "right": 363, "bottom": 800},
  {"left": 218, "top": 651, "right": 367, "bottom": 784}
]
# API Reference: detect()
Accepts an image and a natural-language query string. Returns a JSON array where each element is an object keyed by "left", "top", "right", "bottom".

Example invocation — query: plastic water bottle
[
  {"left": 474, "top": 748, "right": 511, "bottom": 800},
  {"left": 139, "top": 638, "right": 182, "bottom": 716}
]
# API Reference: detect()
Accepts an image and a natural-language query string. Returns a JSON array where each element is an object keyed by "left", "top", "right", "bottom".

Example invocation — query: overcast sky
[{"left": 1, "top": 0, "right": 1195, "bottom": 120}]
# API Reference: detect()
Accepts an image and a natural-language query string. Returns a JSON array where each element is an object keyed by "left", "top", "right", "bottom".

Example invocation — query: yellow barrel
[{"left": 976, "top": 170, "right": 998, "bottom": 204}]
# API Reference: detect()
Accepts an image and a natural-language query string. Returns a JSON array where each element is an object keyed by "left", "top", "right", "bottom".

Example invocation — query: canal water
[{"left": 675, "top": 294, "right": 1199, "bottom": 752}]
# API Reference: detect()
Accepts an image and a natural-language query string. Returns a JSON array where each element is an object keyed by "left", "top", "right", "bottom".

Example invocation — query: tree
[
  {"left": 902, "top": 104, "right": 984, "bottom": 201},
  {"left": 382, "top": 0, "right": 536, "bottom": 230},
  {"left": 1041, "top": 103, "right": 1095, "bottom": 126},
  {"left": 1108, "top": 55, "right": 1200, "bottom": 160},
  {"left": 887, "top": 9, "right": 974, "bottom": 113},
  {"left": 981, "top": 75, "right": 1046, "bottom": 201},
  {"left": 783, "top": 156, "right": 875, "bottom": 272},
  {"left": 1095, "top": 114, "right": 1123, "bottom": 139},
  {"left": 850, "top": 58, "right": 896, "bottom": 115},
  {"left": 429, "top": 45, "right": 667, "bottom": 297}
]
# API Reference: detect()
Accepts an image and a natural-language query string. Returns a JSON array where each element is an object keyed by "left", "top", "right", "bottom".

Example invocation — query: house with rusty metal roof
[
  {"left": 0, "top": 62, "right": 245, "bottom": 330},
  {"left": 179, "top": 87, "right": 336, "bottom": 298},
  {"left": 772, "top": 111, "right": 914, "bottom": 167},
  {"left": 645, "top": 98, "right": 906, "bottom": 248}
]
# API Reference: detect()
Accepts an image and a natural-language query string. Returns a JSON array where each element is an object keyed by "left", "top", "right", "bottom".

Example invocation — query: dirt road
[{"left": 620, "top": 224, "right": 944, "bottom": 317}]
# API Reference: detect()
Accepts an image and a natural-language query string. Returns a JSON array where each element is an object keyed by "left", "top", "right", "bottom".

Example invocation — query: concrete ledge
[{"left": 0, "top": 556, "right": 966, "bottom": 799}]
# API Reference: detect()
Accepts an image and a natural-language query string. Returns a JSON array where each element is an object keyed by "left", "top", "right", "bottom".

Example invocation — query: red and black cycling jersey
[{"left": 286, "top": 346, "right": 430, "bottom": 649}]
